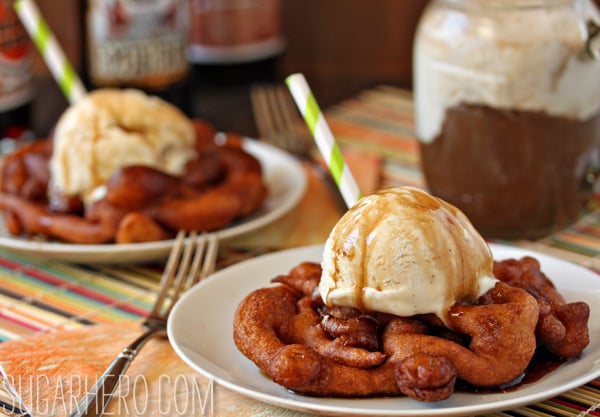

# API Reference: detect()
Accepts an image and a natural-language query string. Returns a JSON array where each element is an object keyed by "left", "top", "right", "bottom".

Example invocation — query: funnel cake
[
  {"left": 233, "top": 258, "right": 590, "bottom": 402},
  {"left": 0, "top": 90, "right": 267, "bottom": 244}
]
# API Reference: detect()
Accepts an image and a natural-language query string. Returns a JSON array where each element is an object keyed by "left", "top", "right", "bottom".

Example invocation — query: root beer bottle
[
  {"left": 0, "top": 0, "right": 34, "bottom": 149},
  {"left": 82, "top": 0, "right": 190, "bottom": 113},
  {"left": 187, "top": 0, "right": 284, "bottom": 87},
  {"left": 186, "top": 0, "right": 285, "bottom": 134}
]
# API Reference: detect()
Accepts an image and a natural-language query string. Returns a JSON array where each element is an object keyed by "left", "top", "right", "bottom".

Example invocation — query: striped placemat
[
  {"left": 327, "top": 85, "right": 423, "bottom": 188},
  {"left": 0, "top": 250, "right": 155, "bottom": 340},
  {"left": 0, "top": 246, "right": 269, "bottom": 342}
]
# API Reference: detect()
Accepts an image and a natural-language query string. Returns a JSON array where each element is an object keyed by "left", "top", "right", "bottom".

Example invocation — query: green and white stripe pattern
[
  {"left": 14, "top": 0, "right": 86, "bottom": 104},
  {"left": 286, "top": 73, "right": 362, "bottom": 209}
]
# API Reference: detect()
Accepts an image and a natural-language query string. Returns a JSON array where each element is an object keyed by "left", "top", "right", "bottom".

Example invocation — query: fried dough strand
[
  {"left": 493, "top": 256, "right": 590, "bottom": 358},
  {"left": 0, "top": 139, "right": 52, "bottom": 200}
]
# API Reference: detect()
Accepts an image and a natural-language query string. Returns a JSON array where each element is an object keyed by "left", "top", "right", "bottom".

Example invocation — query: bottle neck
[{"left": 440, "top": 0, "right": 576, "bottom": 10}]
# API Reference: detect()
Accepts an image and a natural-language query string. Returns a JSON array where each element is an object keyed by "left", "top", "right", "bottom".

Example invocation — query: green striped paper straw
[
  {"left": 286, "top": 73, "right": 362, "bottom": 208},
  {"left": 14, "top": 0, "right": 86, "bottom": 104}
]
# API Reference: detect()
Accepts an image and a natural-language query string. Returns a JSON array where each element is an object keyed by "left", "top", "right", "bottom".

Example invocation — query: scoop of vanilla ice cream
[
  {"left": 319, "top": 186, "right": 498, "bottom": 324},
  {"left": 50, "top": 89, "right": 197, "bottom": 204}
]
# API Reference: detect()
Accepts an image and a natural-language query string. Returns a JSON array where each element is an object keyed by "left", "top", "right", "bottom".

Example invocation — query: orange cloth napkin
[{"left": 0, "top": 323, "right": 313, "bottom": 417}]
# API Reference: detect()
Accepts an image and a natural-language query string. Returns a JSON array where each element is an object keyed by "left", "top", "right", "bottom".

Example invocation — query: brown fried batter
[
  {"left": 272, "top": 262, "right": 323, "bottom": 296},
  {"left": 233, "top": 258, "right": 589, "bottom": 402},
  {"left": 395, "top": 353, "right": 457, "bottom": 402},
  {"left": 321, "top": 312, "right": 380, "bottom": 351},
  {"left": 290, "top": 296, "right": 387, "bottom": 369},
  {"left": 0, "top": 138, "right": 52, "bottom": 200},
  {"left": 114, "top": 212, "right": 170, "bottom": 243},
  {"left": 493, "top": 257, "right": 590, "bottom": 357}
]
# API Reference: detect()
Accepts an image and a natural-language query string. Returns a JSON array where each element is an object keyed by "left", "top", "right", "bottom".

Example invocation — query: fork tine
[
  {"left": 200, "top": 233, "right": 219, "bottom": 279},
  {"left": 265, "top": 85, "right": 287, "bottom": 140},
  {"left": 274, "top": 85, "right": 300, "bottom": 140},
  {"left": 251, "top": 83, "right": 312, "bottom": 156},
  {"left": 168, "top": 230, "right": 198, "bottom": 306},
  {"left": 251, "top": 84, "right": 276, "bottom": 140},
  {"left": 185, "top": 232, "right": 207, "bottom": 287},
  {"left": 149, "top": 230, "right": 186, "bottom": 317},
  {"left": 164, "top": 232, "right": 218, "bottom": 318}
]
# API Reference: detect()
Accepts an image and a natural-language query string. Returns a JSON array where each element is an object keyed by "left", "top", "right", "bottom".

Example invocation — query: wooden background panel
[
  {"left": 31, "top": 1, "right": 428, "bottom": 99},
  {"left": 25, "top": 0, "right": 600, "bottom": 132},
  {"left": 279, "top": 0, "right": 428, "bottom": 104},
  {"left": 31, "top": 0, "right": 83, "bottom": 75}
]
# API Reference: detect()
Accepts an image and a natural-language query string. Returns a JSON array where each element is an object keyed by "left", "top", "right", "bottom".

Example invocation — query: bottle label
[
  {"left": 188, "top": 0, "right": 284, "bottom": 63},
  {"left": 0, "top": 0, "right": 33, "bottom": 112},
  {"left": 87, "top": 0, "right": 189, "bottom": 88}
]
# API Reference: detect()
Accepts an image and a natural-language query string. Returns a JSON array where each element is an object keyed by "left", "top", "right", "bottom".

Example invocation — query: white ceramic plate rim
[
  {"left": 167, "top": 243, "right": 600, "bottom": 417},
  {"left": 0, "top": 139, "right": 307, "bottom": 263}
]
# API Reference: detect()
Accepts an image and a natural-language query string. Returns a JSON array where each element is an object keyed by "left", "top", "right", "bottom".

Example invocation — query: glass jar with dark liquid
[{"left": 413, "top": 0, "right": 600, "bottom": 239}]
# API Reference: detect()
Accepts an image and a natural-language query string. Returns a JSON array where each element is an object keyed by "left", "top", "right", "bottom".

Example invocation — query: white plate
[
  {"left": 0, "top": 139, "right": 306, "bottom": 264},
  {"left": 167, "top": 243, "right": 600, "bottom": 417}
]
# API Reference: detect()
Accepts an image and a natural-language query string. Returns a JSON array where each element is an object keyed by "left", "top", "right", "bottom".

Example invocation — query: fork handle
[{"left": 67, "top": 327, "right": 166, "bottom": 417}]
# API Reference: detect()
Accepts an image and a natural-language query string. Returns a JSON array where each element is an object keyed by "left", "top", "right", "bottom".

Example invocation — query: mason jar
[{"left": 413, "top": 0, "right": 600, "bottom": 239}]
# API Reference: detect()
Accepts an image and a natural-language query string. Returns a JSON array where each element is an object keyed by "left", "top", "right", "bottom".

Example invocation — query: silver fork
[
  {"left": 251, "top": 83, "right": 347, "bottom": 212},
  {"left": 68, "top": 230, "right": 219, "bottom": 417},
  {"left": 251, "top": 83, "right": 313, "bottom": 157}
]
